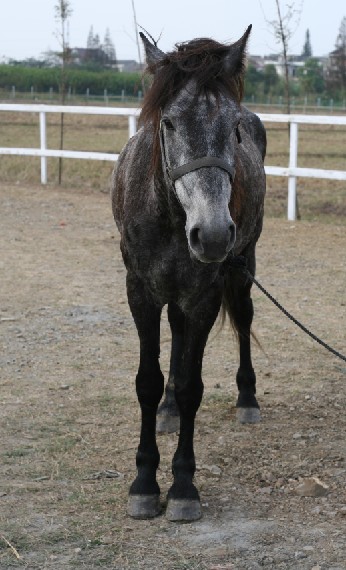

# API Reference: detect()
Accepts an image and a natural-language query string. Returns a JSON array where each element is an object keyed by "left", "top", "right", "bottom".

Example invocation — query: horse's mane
[{"left": 139, "top": 37, "right": 247, "bottom": 172}]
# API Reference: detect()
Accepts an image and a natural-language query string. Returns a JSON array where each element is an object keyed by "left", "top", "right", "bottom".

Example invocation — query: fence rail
[
  {"left": 1, "top": 103, "right": 345, "bottom": 220},
  {"left": 0, "top": 103, "right": 139, "bottom": 184}
]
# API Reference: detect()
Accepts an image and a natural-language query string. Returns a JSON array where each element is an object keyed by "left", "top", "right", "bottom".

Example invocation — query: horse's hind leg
[
  {"left": 225, "top": 253, "right": 260, "bottom": 424},
  {"left": 157, "top": 302, "right": 183, "bottom": 434},
  {"left": 126, "top": 272, "right": 164, "bottom": 519}
]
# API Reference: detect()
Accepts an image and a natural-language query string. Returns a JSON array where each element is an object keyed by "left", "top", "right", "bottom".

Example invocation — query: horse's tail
[{"left": 220, "top": 272, "right": 242, "bottom": 341}]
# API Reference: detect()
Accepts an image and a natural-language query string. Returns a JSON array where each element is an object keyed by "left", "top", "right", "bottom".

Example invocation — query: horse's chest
[{"left": 124, "top": 228, "right": 220, "bottom": 306}]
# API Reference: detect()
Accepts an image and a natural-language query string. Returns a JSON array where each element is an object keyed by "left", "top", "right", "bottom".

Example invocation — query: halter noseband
[{"left": 159, "top": 121, "right": 235, "bottom": 185}]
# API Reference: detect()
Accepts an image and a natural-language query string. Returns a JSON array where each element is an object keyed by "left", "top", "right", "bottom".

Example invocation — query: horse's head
[{"left": 141, "top": 28, "right": 251, "bottom": 263}]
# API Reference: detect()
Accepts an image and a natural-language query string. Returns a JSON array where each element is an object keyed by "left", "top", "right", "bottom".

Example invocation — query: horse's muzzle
[{"left": 188, "top": 221, "right": 236, "bottom": 263}]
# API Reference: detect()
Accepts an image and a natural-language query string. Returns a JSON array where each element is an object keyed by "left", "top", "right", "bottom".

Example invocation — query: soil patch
[{"left": 0, "top": 184, "right": 345, "bottom": 569}]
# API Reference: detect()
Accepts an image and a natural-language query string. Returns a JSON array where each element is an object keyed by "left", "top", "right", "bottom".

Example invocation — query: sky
[{"left": 0, "top": 0, "right": 345, "bottom": 63}]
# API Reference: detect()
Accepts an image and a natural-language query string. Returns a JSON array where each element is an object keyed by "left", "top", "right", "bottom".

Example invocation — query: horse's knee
[
  {"left": 136, "top": 367, "right": 164, "bottom": 409},
  {"left": 175, "top": 379, "right": 204, "bottom": 416}
]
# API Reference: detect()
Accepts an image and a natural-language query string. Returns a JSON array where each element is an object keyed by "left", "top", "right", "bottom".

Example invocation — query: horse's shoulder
[
  {"left": 240, "top": 106, "right": 267, "bottom": 161},
  {"left": 112, "top": 126, "right": 159, "bottom": 232}
]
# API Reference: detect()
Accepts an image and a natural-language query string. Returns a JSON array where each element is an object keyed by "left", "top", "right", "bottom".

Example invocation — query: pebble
[
  {"left": 258, "top": 486, "right": 273, "bottom": 494},
  {"left": 199, "top": 464, "right": 222, "bottom": 477},
  {"left": 294, "top": 476, "right": 329, "bottom": 497},
  {"left": 303, "top": 545, "right": 314, "bottom": 552}
]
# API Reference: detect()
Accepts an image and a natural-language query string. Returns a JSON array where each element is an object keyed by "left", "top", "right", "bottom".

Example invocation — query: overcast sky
[{"left": 1, "top": 0, "right": 345, "bottom": 62}]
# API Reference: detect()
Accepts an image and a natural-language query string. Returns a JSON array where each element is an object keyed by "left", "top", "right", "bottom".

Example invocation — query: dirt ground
[{"left": 0, "top": 183, "right": 345, "bottom": 570}]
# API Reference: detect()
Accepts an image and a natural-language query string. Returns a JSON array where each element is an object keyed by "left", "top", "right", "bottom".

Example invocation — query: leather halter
[{"left": 159, "top": 121, "right": 235, "bottom": 185}]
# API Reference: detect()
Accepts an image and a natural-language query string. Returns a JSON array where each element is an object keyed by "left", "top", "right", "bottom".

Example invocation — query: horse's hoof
[
  {"left": 236, "top": 407, "right": 261, "bottom": 424},
  {"left": 127, "top": 494, "right": 161, "bottom": 519},
  {"left": 156, "top": 414, "right": 180, "bottom": 434},
  {"left": 166, "top": 499, "right": 202, "bottom": 522}
]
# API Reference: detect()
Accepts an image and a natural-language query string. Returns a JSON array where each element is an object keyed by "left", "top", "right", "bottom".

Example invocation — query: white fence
[
  {"left": 0, "top": 103, "right": 139, "bottom": 184},
  {"left": 0, "top": 103, "right": 346, "bottom": 220}
]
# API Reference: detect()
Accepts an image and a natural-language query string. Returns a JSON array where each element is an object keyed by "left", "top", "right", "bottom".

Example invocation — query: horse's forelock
[{"left": 141, "top": 38, "right": 245, "bottom": 119}]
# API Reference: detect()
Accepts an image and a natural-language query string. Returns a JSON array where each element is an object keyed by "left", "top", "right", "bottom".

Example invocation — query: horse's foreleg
[
  {"left": 126, "top": 272, "right": 164, "bottom": 519},
  {"left": 166, "top": 291, "right": 221, "bottom": 521},
  {"left": 226, "top": 253, "right": 260, "bottom": 424},
  {"left": 156, "top": 302, "right": 183, "bottom": 433},
  {"left": 235, "top": 287, "right": 260, "bottom": 424}
]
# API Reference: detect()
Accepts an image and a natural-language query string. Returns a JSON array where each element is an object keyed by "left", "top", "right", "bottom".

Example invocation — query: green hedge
[{"left": 0, "top": 65, "right": 143, "bottom": 96}]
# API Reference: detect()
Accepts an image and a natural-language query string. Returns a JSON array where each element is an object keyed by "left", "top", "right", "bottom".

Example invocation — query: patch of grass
[
  {"left": 2, "top": 447, "right": 32, "bottom": 459},
  {"left": 45, "top": 435, "right": 80, "bottom": 455}
]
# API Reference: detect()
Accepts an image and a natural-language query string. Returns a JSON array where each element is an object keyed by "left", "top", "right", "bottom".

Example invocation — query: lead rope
[{"left": 231, "top": 256, "right": 346, "bottom": 363}]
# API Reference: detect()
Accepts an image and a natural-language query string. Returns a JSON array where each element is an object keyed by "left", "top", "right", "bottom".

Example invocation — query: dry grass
[{"left": 0, "top": 106, "right": 345, "bottom": 220}]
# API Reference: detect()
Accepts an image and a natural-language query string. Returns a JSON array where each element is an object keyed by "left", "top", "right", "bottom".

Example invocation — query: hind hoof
[
  {"left": 156, "top": 414, "right": 180, "bottom": 434},
  {"left": 127, "top": 494, "right": 161, "bottom": 519},
  {"left": 237, "top": 407, "right": 261, "bottom": 424},
  {"left": 166, "top": 499, "right": 202, "bottom": 522}
]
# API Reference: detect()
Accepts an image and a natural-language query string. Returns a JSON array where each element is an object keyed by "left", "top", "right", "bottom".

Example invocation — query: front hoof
[
  {"left": 156, "top": 413, "right": 180, "bottom": 434},
  {"left": 127, "top": 494, "right": 161, "bottom": 519},
  {"left": 236, "top": 407, "right": 261, "bottom": 424},
  {"left": 166, "top": 499, "right": 202, "bottom": 522}
]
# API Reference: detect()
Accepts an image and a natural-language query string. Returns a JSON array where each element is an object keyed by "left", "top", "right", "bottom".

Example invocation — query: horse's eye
[{"left": 162, "top": 117, "right": 175, "bottom": 131}]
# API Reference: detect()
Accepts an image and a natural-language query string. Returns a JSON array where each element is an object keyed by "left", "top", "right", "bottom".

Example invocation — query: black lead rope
[{"left": 230, "top": 256, "right": 346, "bottom": 364}]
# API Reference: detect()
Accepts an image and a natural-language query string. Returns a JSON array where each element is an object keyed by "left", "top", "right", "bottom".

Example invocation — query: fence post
[
  {"left": 287, "top": 121, "right": 298, "bottom": 221},
  {"left": 39, "top": 111, "right": 47, "bottom": 184},
  {"left": 128, "top": 115, "right": 137, "bottom": 138}
]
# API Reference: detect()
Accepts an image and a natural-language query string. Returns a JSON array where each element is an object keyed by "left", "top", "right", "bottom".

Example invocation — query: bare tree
[
  {"left": 55, "top": 0, "right": 73, "bottom": 184},
  {"left": 261, "top": 1, "right": 303, "bottom": 219},
  {"left": 261, "top": 0, "right": 303, "bottom": 114},
  {"left": 131, "top": 0, "right": 142, "bottom": 70},
  {"left": 130, "top": 0, "right": 148, "bottom": 95}
]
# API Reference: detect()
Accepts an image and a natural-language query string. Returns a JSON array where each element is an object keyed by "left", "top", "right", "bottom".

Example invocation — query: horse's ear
[
  {"left": 140, "top": 32, "right": 165, "bottom": 69},
  {"left": 224, "top": 25, "right": 252, "bottom": 76}
]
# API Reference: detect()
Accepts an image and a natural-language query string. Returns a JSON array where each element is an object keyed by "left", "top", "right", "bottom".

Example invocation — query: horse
[{"left": 111, "top": 26, "right": 266, "bottom": 522}]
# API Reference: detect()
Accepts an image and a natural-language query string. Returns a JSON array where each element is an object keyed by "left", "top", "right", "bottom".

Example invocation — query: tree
[
  {"left": 302, "top": 29, "right": 312, "bottom": 58},
  {"left": 263, "top": 64, "right": 280, "bottom": 95},
  {"left": 103, "top": 28, "right": 117, "bottom": 62},
  {"left": 262, "top": 0, "right": 303, "bottom": 114},
  {"left": 55, "top": 0, "right": 73, "bottom": 184},
  {"left": 298, "top": 58, "right": 324, "bottom": 94},
  {"left": 87, "top": 26, "right": 94, "bottom": 49},
  {"left": 331, "top": 17, "right": 346, "bottom": 94},
  {"left": 93, "top": 34, "right": 101, "bottom": 49}
]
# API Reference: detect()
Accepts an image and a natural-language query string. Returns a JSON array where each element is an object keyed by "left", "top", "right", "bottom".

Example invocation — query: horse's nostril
[
  {"left": 229, "top": 223, "right": 236, "bottom": 246},
  {"left": 189, "top": 227, "right": 201, "bottom": 249}
]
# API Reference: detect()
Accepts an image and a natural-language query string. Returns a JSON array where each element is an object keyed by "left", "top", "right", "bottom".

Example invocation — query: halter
[{"left": 159, "top": 120, "right": 235, "bottom": 186}]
